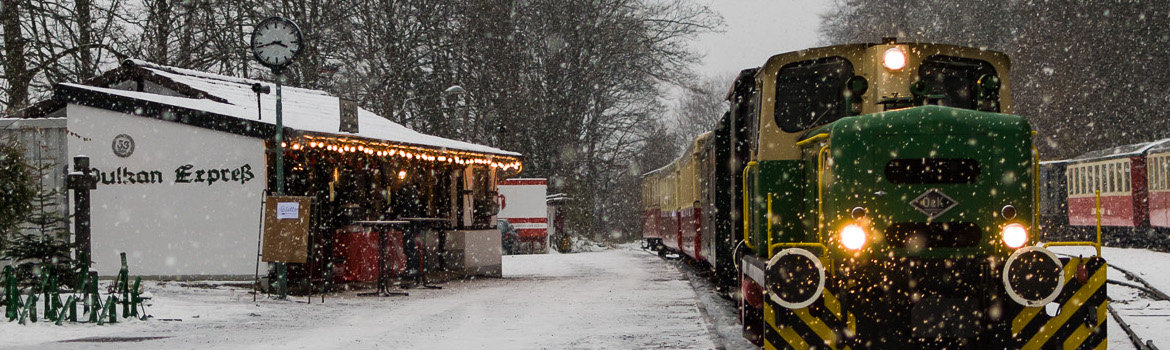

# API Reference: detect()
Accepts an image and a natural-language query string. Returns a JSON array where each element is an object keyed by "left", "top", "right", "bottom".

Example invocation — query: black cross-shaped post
[{"left": 66, "top": 156, "right": 97, "bottom": 265}]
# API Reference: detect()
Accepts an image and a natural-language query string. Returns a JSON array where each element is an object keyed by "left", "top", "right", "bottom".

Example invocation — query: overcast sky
[{"left": 691, "top": 0, "right": 834, "bottom": 81}]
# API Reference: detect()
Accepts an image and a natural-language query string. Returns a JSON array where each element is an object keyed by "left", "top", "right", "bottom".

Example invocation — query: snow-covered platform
[{"left": 0, "top": 247, "right": 717, "bottom": 349}]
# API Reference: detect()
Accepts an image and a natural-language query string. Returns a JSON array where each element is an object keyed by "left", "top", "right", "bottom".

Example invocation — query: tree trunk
[
  {"left": 76, "top": 0, "right": 94, "bottom": 80},
  {"left": 2, "top": 0, "right": 30, "bottom": 113}
]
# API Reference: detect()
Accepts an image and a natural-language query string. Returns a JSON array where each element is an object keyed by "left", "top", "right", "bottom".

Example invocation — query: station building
[{"left": 2, "top": 60, "right": 520, "bottom": 282}]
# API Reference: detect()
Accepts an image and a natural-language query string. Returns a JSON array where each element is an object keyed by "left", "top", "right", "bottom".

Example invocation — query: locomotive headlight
[
  {"left": 1001, "top": 223, "right": 1028, "bottom": 249},
  {"left": 882, "top": 47, "right": 907, "bottom": 71},
  {"left": 840, "top": 224, "right": 867, "bottom": 250}
]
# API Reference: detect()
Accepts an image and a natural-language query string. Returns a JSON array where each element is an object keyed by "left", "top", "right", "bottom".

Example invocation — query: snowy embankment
[
  {"left": 1049, "top": 246, "right": 1170, "bottom": 350},
  {"left": 0, "top": 248, "right": 717, "bottom": 350}
]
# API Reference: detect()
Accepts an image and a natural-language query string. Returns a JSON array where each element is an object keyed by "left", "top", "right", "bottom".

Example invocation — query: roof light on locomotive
[{"left": 882, "top": 47, "right": 907, "bottom": 70}]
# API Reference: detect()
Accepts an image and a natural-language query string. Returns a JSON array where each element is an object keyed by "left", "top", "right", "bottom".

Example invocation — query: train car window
[
  {"left": 1155, "top": 158, "right": 1165, "bottom": 191},
  {"left": 1095, "top": 164, "right": 1102, "bottom": 192},
  {"left": 1081, "top": 165, "right": 1090, "bottom": 193},
  {"left": 1084, "top": 165, "right": 1090, "bottom": 193},
  {"left": 1109, "top": 163, "right": 1116, "bottom": 193},
  {"left": 1078, "top": 166, "right": 1085, "bottom": 195},
  {"left": 884, "top": 158, "right": 980, "bottom": 184},
  {"left": 1118, "top": 163, "right": 1127, "bottom": 193},
  {"left": 1158, "top": 158, "right": 1164, "bottom": 191},
  {"left": 1074, "top": 167, "right": 1081, "bottom": 195},
  {"left": 1077, "top": 166, "right": 1083, "bottom": 195},
  {"left": 918, "top": 56, "right": 999, "bottom": 111},
  {"left": 1155, "top": 159, "right": 1165, "bottom": 191},
  {"left": 1070, "top": 168, "right": 1078, "bottom": 195},
  {"left": 774, "top": 56, "right": 853, "bottom": 132},
  {"left": 1152, "top": 159, "right": 1158, "bottom": 191},
  {"left": 1155, "top": 158, "right": 1161, "bottom": 191},
  {"left": 1071, "top": 166, "right": 1081, "bottom": 194}
]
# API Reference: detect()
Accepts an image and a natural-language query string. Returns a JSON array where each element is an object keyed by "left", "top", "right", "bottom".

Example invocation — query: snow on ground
[
  {"left": 7, "top": 245, "right": 1166, "bottom": 349},
  {"left": 1049, "top": 246, "right": 1170, "bottom": 350},
  {"left": 0, "top": 248, "right": 716, "bottom": 350}
]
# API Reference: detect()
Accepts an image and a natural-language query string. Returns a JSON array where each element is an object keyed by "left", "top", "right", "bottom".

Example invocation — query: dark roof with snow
[
  {"left": 1072, "top": 138, "right": 1170, "bottom": 161},
  {"left": 7, "top": 60, "right": 520, "bottom": 157}
]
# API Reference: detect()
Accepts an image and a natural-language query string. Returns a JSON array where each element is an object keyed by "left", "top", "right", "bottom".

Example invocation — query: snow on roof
[
  {"left": 65, "top": 60, "right": 519, "bottom": 157},
  {"left": 1073, "top": 138, "right": 1170, "bottom": 161},
  {"left": 1147, "top": 139, "right": 1170, "bottom": 155}
]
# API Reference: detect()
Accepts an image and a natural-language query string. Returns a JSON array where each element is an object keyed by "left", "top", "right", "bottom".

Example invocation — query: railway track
[{"left": 1104, "top": 262, "right": 1166, "bottom": 350}]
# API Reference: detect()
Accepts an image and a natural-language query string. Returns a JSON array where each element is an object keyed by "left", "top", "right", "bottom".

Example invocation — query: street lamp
[
  {"left": 444, "top": 85, "right": 465, "bottom": 94},
  {"left": 441, "top": 85, "right": 468, "bottom": 135}
]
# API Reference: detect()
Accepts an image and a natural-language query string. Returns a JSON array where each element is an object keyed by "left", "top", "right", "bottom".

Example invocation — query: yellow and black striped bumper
[
  {"left": 1011, "top": 256, "right": 1108, "bottom": 350},
  {"left": 761, "top": 257, "right": 1108, "bottom": 349},
  {"left": 764, "top": 290, "right": 855, "bottom": 350}
]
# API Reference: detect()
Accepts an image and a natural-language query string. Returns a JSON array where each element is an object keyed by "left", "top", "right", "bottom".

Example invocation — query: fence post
[
  {"left": 130, "top": 277, "right": 142, "bottom": 319},
  {"left": 65, "top": 295, "right": 77, "bottom": 322},
  {"left": 21, "top": 294, "right": 38, "bottom": 324},
  {"left": 4, "top": 266, "right": 16, "bottom": 321}
]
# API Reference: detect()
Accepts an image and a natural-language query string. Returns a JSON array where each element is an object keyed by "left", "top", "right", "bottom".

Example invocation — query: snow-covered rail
[{"left": 1106, "top": 262, "right": 1166, "bottom": 350}]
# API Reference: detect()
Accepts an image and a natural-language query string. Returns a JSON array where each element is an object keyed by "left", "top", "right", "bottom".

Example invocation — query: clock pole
[
  {"left": 252, "top": 16, "right": 302, "bottom": 300},
  {"left": 274, "top": 67, "right": 288, "bottom": 299}
]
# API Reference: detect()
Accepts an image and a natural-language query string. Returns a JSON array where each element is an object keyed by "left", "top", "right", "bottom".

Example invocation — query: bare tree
[
  {"left": 676, "top": 75, "right": 729, "bottom": 143},
  {"left": 820, "top": 0, "right": 1170, "bottom": 159}
]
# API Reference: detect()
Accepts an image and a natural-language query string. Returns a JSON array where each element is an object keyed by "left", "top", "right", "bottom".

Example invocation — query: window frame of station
[
  {"left": 1149, "top": 153, "right": 1170, "bottom": 192},
  {"left": 1067, "top": 158, "right": 1132, "bottom": 198}
]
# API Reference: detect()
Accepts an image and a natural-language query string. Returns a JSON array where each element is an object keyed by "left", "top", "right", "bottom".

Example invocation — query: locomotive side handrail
[
  {"left": 817, "top": 145, "right": 830, "bottom": 248},
  {"left": 767, "top": 193, "right": 773, "bottom": 255},
  {"left": 1043, "top": 190, "right": 1103, "bottom": 257},
  {"left": 744, "top": 161, "right": 758, "bottom": 250},
  {"left": 796, "top": 133, "right": 829, "bottom": 147},
  {"left": 759, "top": 133, "right": 830, "bottom": 259},
  {"left": 1033, "top": 144, "right": 1041, "bottom": 236}
]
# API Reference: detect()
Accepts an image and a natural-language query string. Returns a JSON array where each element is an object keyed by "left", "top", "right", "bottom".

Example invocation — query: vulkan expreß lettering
[{"left": 175, "top": 164, "right": 255, "bottom": 185}]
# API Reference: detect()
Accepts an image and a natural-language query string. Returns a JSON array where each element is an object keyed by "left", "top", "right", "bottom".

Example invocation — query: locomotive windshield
[
  {"left": 774, "top": 56, "right": 853, "bottom": 132},
  {"left": 918, "top": 55, "right": 999, "bottom": 111}
]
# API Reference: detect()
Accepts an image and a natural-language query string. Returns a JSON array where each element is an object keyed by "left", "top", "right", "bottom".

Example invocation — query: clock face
[{"left": 251, "top": 17, "right": 303, "bottom": 68}]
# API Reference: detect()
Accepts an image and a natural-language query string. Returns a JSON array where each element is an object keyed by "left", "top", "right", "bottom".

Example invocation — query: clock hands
[{"left": 257, "top": 40, "right": 288, "bottom": 49}]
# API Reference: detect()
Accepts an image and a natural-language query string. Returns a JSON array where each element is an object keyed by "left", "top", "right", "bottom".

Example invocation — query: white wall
[
  {"left": 497, "top": 180, "right": 548, "bottom": 231},
  {"left": 66, "top": 105, "right": 266, "bottom": 277}
]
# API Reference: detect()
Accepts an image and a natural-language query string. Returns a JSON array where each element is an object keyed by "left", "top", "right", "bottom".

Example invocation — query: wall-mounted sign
[
  {"left": 112, "top": 134, "right": 135, "bottom": 157},
  {"left": 276, "top": 202, "right": 300, "bottom": 219},
  {"left": 89, "top": 163, "right": 255, "bottom": 186}
]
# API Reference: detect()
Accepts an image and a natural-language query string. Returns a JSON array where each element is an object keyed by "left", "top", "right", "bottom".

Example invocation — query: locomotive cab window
[
  {"left": 917, "top": 56, "right": 999, "bottom": 112},
  {"left": 774, "top": 56, "right": 854, "bottom": 132}
]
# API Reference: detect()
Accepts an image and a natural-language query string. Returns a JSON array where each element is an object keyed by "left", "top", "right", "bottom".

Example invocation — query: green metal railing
[{"left": 3, "top": 252, "right": 149, "bottom": 325}]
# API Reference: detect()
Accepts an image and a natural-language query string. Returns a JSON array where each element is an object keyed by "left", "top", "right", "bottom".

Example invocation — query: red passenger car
[
  {"left": 641, "top": 133, "right": 710, "bottom": 262},
  {"left": 1145, "top": 143, "right": 1170, "bottom": 228},
  {"left": 1065, "top": 140, "right": 1170, "bottom": 228}
]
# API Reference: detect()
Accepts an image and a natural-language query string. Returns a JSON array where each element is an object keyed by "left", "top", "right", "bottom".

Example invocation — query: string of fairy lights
[{"left": 280, "top": 135, "right": 523, "bottom": 172}]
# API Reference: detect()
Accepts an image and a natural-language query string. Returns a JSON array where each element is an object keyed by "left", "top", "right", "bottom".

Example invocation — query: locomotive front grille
[
  {"left": 885, "top": 158, "right": 981, "bottom": 184},
  {"left": 884, "top": 222, "right": 982, "bottom": 248}
]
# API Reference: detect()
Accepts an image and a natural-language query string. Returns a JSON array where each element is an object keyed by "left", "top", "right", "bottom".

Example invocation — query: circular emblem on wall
[{"left": 112, "top": 134, "right": 135, "bottom": 158}]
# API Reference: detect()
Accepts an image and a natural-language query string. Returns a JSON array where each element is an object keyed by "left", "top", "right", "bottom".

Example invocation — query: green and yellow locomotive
[{"left": 643, "top": 39, "right": 1108, "bottom": 349}]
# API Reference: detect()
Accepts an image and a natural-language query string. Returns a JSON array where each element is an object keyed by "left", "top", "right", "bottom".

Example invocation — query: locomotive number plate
[{"left": 911, "top": 189, "right": 957, "bottom": 219}]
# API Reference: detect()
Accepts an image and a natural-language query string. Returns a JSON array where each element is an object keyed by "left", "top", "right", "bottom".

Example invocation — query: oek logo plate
[{"left": 910, "top": 189, "right": 957, "bottom": 219}]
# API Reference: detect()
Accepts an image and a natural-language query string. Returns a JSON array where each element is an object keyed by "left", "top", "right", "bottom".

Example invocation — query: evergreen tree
[
  {"left": 0, "top": 140, "right": 35, "bottom": 255},
  {"left": 2, "top": 155, "right": 74, "bottom": 288}
]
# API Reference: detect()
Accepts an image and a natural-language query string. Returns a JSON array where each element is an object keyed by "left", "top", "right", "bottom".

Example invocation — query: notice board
[{"left": 262, "top": 196, "right": 313, "bottom": 263}]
